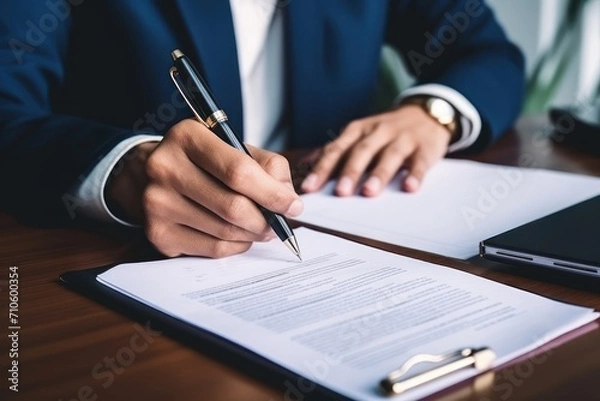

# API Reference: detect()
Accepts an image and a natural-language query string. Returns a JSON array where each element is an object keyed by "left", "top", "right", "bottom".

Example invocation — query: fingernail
[
  {"left": 362, "top": 176, "right": 381, "bottom": 195},
  {"left": 404, "top": 175, "right": 420, "bottom": 192},
  {"left": 286, "top": 199, "right": 304, "bottom": 217},
  {"left": 301, "top": 174, "right": 318, "bottom": 192},
  {"left": 336, "top": 177, "right": 354, "bottom": 196}
]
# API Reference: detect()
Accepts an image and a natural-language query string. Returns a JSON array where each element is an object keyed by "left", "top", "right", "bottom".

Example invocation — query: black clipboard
[{"left": 60, "top": 266, "right": 348, "bottom": 401}]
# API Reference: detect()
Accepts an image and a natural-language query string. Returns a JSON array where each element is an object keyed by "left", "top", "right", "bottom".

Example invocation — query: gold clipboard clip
[{"left": 380, "top": 347, "right": 496, "bottom": 396}]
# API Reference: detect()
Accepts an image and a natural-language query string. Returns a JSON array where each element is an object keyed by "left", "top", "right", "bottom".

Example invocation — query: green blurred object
[
  {"left": 525, "top": 0, "right": 592, "bottom": 113},
  {"left": 372, "top": 45, "right": 407, "bottom": 113},
  {"left": 374, "top": 0, "right": 597, "bottom": 115}
]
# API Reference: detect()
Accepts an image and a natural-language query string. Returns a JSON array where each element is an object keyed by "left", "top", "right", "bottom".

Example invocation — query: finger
[
  {"left": 301, "top": 119, "right": 376, "bottom": 193},
  {"left": 361, "top": 136, "right": 416, "bottom": 197},
  {"left": 335, "top": 127, "right": 395, "bottom": 196},
  {"left": 146, "top": 147, "right": 272, "bottom": 234},
  {"left": 180, "top": 173, "right": 273, "bottom": 235},
  {"left": 246, "top": 145, "right": 293, "bottom": 189},
  {"left": 143, "top": 184, "right": 272, "bottom": 242},
  {"left": 146, "top": 219, "right": 252, "bottom": 258},
  {"left": 182, "top": 128, "right": 302, "bottom": 217},
  {"left": 403, "top": 155, "right": 433, "bottom": 193}
]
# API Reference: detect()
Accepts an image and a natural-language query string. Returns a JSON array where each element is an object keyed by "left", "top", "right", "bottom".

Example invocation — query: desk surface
[{"left": 1, "top": 115, "right": 600, "bottom": 401}]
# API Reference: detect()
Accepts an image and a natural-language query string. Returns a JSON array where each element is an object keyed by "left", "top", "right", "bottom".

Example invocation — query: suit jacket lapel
[{"left": 172, "top": 0, "right": 244, "bottom": 137}]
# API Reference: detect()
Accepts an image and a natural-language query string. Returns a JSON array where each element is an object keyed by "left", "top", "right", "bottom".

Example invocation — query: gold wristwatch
[{"left": 400, "top": 95, "right": 460, "bottom": 141}]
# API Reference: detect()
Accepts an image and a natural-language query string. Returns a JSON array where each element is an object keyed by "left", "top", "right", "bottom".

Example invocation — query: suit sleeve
[
  {"left": 386, "top": 0, "right": 526, "bottom": 149},
  {"left": 0, "top": 2, "right": 139, "bottom": 224}
]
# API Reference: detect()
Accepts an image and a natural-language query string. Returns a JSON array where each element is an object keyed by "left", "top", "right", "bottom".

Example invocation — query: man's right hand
[{"left": 106, "top": 119, "right": 303, "bottom": 258}]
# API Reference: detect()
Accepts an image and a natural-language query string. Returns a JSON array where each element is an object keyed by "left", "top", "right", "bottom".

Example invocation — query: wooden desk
[{"left": 1, "top": 115, "right": 599, "bottom": 401}]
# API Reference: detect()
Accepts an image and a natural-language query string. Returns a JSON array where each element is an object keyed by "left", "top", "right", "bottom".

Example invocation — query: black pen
[{"left": 169, "top": 49, "right": 302, "bottom": 261}]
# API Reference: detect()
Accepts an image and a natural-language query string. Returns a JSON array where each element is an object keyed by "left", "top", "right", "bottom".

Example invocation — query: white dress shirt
[{"left": 73, "top": 0, "right": 481, "bottom": 225}]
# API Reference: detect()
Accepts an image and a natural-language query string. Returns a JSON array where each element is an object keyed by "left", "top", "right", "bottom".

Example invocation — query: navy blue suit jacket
[{"left": 0, "top": 0, "right": 524, "bottom": 223}]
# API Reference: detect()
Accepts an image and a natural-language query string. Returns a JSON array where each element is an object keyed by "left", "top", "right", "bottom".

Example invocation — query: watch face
[{"left": 427, "top": 98, "right": 455, "bottom": 125}]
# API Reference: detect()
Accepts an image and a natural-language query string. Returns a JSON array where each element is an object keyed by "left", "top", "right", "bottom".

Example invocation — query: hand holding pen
[
  {"left": 107, "top": 51, "right": 303, "bottom": 259},
  {"left": 168, "top": 49, "right": 302, "bottom": 259},
  {"left": 142, "top": 124, "right": 303, "bottom": 258}
]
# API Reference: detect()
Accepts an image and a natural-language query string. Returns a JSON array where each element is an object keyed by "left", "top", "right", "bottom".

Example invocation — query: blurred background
[
  {"left": 381, "top": 0, "right": 600, "bottom": 116},
  {"left": 488, "top": 0, "right": 600, "bottom": 113}
]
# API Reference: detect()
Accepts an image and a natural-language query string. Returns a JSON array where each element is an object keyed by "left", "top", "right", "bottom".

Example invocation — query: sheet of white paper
[
  {"left": 296, "top": 159, "right": 600, "bottom": 259},
  {"left": 97, "top": 228, "right": 598, "bottom": 401}
]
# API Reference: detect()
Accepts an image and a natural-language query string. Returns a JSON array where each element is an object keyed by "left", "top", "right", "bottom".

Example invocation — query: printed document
[
  {"left": 297, "top": 159, "right": 600, "bottom": 258},
  {"left": 97, "top": 228, "right": 598, "bottom": 401}
]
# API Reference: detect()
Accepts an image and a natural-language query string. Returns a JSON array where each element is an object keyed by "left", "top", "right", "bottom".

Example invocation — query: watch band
[{"left": 399, "top": 95, "right": 461, "bottom": 141}]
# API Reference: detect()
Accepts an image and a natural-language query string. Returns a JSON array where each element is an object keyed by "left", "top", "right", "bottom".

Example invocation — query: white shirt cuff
[
  {"left": 397, "top": 84, "right": 482, "bottom": 153},
  {"left": 73, "top": 135, "right": 163, "bottom": 226}
]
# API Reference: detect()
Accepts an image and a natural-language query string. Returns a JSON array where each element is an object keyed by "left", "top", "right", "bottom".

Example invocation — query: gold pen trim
[{"left": 205, "top": 110, "right": 228, "bottom": 128}]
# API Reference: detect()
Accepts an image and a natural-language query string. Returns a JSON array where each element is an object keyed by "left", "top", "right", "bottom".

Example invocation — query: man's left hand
[{"left": 301, "top": 105, "right": 453, "bottom": 196}]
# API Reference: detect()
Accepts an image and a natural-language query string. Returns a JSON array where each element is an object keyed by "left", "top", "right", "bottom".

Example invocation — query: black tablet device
[{"left": 480, "top": 195, "right": 600, "bottom": 277}]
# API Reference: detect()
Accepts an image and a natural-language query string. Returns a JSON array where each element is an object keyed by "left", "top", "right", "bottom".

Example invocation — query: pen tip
[
  {"left": 283, "top": 236, "right": 302, "bottom": 262},
  {"left": 171, "top": 49, "right": 184, "bottom": 61}
]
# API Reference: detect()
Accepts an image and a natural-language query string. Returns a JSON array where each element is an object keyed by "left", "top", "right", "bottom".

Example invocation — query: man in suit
[{"left": 0, "top": 0, "right": 524, "bottom": 257}]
